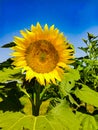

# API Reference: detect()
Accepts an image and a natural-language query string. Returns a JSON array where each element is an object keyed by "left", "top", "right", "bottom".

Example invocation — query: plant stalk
[{"left": 32, "top": 81, "right": 41, "bottom": 116}]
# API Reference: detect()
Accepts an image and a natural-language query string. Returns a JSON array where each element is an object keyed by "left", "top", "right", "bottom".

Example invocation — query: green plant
[{"left": 0, "top": 33, "right": 98, "bottom": 130}]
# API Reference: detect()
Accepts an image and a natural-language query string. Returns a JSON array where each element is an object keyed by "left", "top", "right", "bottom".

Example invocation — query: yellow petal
[
  {"left": 44, "top": 24, "right": 48, "bottom": 31},
  {"left": 50, "top": 25, "right": 54, "bottom": 31},
  {"left": 36, "top": 22, "right": 42, "bottom": 31},
  {"left": 20, "top": 30, "right": 28, "bottom": 38}
]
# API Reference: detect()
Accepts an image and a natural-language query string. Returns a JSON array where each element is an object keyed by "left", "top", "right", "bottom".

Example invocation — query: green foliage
[
  {"left": 47, "top": 100, "right": 80, "bottom": 130},
  {"left": 0, "top": 33, "right": 98, "bottom": 130},
  {"left": 0, "top": 100, "right": 80, "bottom": 130},
  {"left": 1, "top": 42, "right": 16, "bottom": 48},
  {"left": 59, "top": 69, "right": 80, "bottom": 106},
  {"left": 0, "top": 67, "right": 21, "bottom": 83},
  {"left": 0, "top": 58, "right": 13, "bottom": 69},
  {"left": 94, "top": 115, "right": 98, "bottom": 128},
  {"left": 76, "top": 112, "right": 98, "bottom": 130},
  {"left": 0, "top": 62, "right": 23, "bottom": 112},
  {"left": 0, "top": 81, "right": 23, "bottom": 112},
  {"left": 60, "top": 69, "right": 80, "bottom": 93},
  {"left": 0, "top": 111, "right": 34, "bottom": 130},
  {"left": 72, "top": 33, "right": 98, "bottom": 130},
  {"left": 74, "top": 84, "right": 98, "bottom": 107},
  {"left": 75, "top": 33, "right": 98, "bottom": 90}
]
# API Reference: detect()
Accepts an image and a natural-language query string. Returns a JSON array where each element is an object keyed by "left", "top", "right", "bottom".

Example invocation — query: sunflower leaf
[
  {"left": 76, "top": 111, "right": 98, "bottom": 130},
  {"left": 47, "top": 100, "right": 80, "bottom": 130},
  {"left": 0, "top": 67, "right": 22, "bottom": 83},
  {"left": 78, "top": 47, "right": 88, "bottom": 53},
  {"left": 74, "top": 84, "right": 98, "bottom": 107},
  {"left": 63, "top": 69, "right": 80, "bottom": 92},
  {"left": 68, "top": 93, "right": 79, "bottom": 106},
  {"left": 94, "top": 115, "right": 98, "bottom": 129},
  {"left": 0, "top": 100, "right": 80, "bottom": 130},
  {"left": 1, "top": 42, "right": 16, "bottom": 48},
  {"left": 0, "top": 58, "right": 13, "bottom": 70},
  {"left": 0, "top": 112, "right": 35, "bottom": 130},
  {"left": 59, "top": 69, "right": 80, "bottom": 96}
]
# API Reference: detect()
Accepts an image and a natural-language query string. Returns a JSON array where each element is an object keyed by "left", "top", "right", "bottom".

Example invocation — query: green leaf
[
  {"left": 60, "top": 69, "right": 80, "bottom": 94},
  {"left": 0, "top": 100, "right": 80, "bottom": 130},
  {"left": 74, "top": 84, "right": 98, "bottom": 107},
  {"left": 87, "top": 33, "right": 97, "bottom": 40},
  {"left": 0, "top": 82, "right": 23, "bottom": 112},
  {"left": 0, "top": 112, "right": 35, "bottom": 130},
  {"left": 76, "top": 111, "right": 98, "bottom": 130},
  {"left": 0, "top": 112, "right": 64, "bottom": 130},
  {"left": 1, "top": 42, "right": 16, "bottom": 48},
  {"left": 59, "top": 69, "right": 80, "bottom": 105},
  {"left": 78, "top": 47, "right": 88, "bottom": 53},
  {"left": 82, "top": 38, "right": 88, "bottom": 44},
  {"left": 0, "top": 67, "right": 21, "bottom": 83},
  {"left": 47, "top": 100, "right": 80, "bottom": 130},
  {"left": 68, "top": 93, "right": 79, "bottom": 106},
  {"left": 0, "top": 58, "right": 13, "bottom": 70},
  {"left": 20, "top": 95, "right": 32, "bottom": 115},
  {"left": 94, "top": 115, "right": 98, "bottom": 128}
]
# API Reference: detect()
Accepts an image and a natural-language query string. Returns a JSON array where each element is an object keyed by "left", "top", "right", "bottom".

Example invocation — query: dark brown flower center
[{"left": 26, "top": 40, "right": 59, "bottom": 73}]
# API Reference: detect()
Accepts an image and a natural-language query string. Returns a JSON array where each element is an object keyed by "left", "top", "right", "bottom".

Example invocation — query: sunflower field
[{"left": 0, "top": 23, "right": 98, "bottom": 130}]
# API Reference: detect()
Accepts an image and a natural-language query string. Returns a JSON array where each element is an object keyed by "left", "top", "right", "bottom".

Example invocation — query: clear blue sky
[{"left": 0, "top": 0, "right": 98, "bottom": 62}]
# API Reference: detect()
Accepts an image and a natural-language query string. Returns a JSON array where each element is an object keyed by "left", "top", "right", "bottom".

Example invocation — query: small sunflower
[{"left": 11, "top": 23, "right": 74, "bottom": 85}]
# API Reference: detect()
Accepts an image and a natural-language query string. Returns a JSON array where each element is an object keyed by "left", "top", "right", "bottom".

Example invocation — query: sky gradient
[{"left": 0, "top": 0, "right": 98, "bottom": 62}]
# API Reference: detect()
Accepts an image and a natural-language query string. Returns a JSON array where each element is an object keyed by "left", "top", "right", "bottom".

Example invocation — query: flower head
[{"left": 11, "top": 23, "right": 74, "bottom": 85}]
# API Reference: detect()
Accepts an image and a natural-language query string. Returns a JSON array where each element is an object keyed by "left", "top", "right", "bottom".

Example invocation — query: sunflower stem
[
  {"left": 32, "top": 81, "right": 41, "bottom": 116},
  {"left": 40, "top": 84, "right": 50, "bottom": 100}
]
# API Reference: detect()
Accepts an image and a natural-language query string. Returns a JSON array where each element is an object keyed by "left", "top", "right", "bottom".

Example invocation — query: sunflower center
[{"left": 26, "top": 40, "right": 59, "bottom": 73}]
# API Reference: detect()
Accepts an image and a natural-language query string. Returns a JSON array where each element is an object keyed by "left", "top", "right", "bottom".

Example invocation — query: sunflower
[{"left": 11, "top": 23, "right": 74, "bottom": 85}]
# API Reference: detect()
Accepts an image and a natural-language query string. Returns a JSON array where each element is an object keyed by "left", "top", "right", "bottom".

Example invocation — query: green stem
[
  {"left": 32, "top": 81, "right": 41, "bottom": 116},
  {"left": 40, "top": 84, "right": 50, "bottom": 100}
]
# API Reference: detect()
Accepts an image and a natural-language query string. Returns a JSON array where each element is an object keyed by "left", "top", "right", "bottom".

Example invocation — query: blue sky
[{"left": 0, "top": 0, "right": 98, "bottom": 62}]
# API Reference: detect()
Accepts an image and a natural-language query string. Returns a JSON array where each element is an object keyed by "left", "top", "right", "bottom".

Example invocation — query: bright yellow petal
[
  {"left": 14, "top": 36, "right": 26, "bottom": 48},
  {"left": 11, "top": 52, "right": 25, "bottom": 56},
  {"left": 37, "top": 74, "right": 45, "bottom": 85},
  {"left": 50, "top": 25, "right": 54, "bottom": 31},
  {"left": 36, "top": 22, "right": 42, "bottom": 31},
  {"left": 20, "top": 30, "right": 28, "bottom": 38},
  {"left": 44, "top": 24, "right": 48, "bottom": 31}
]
